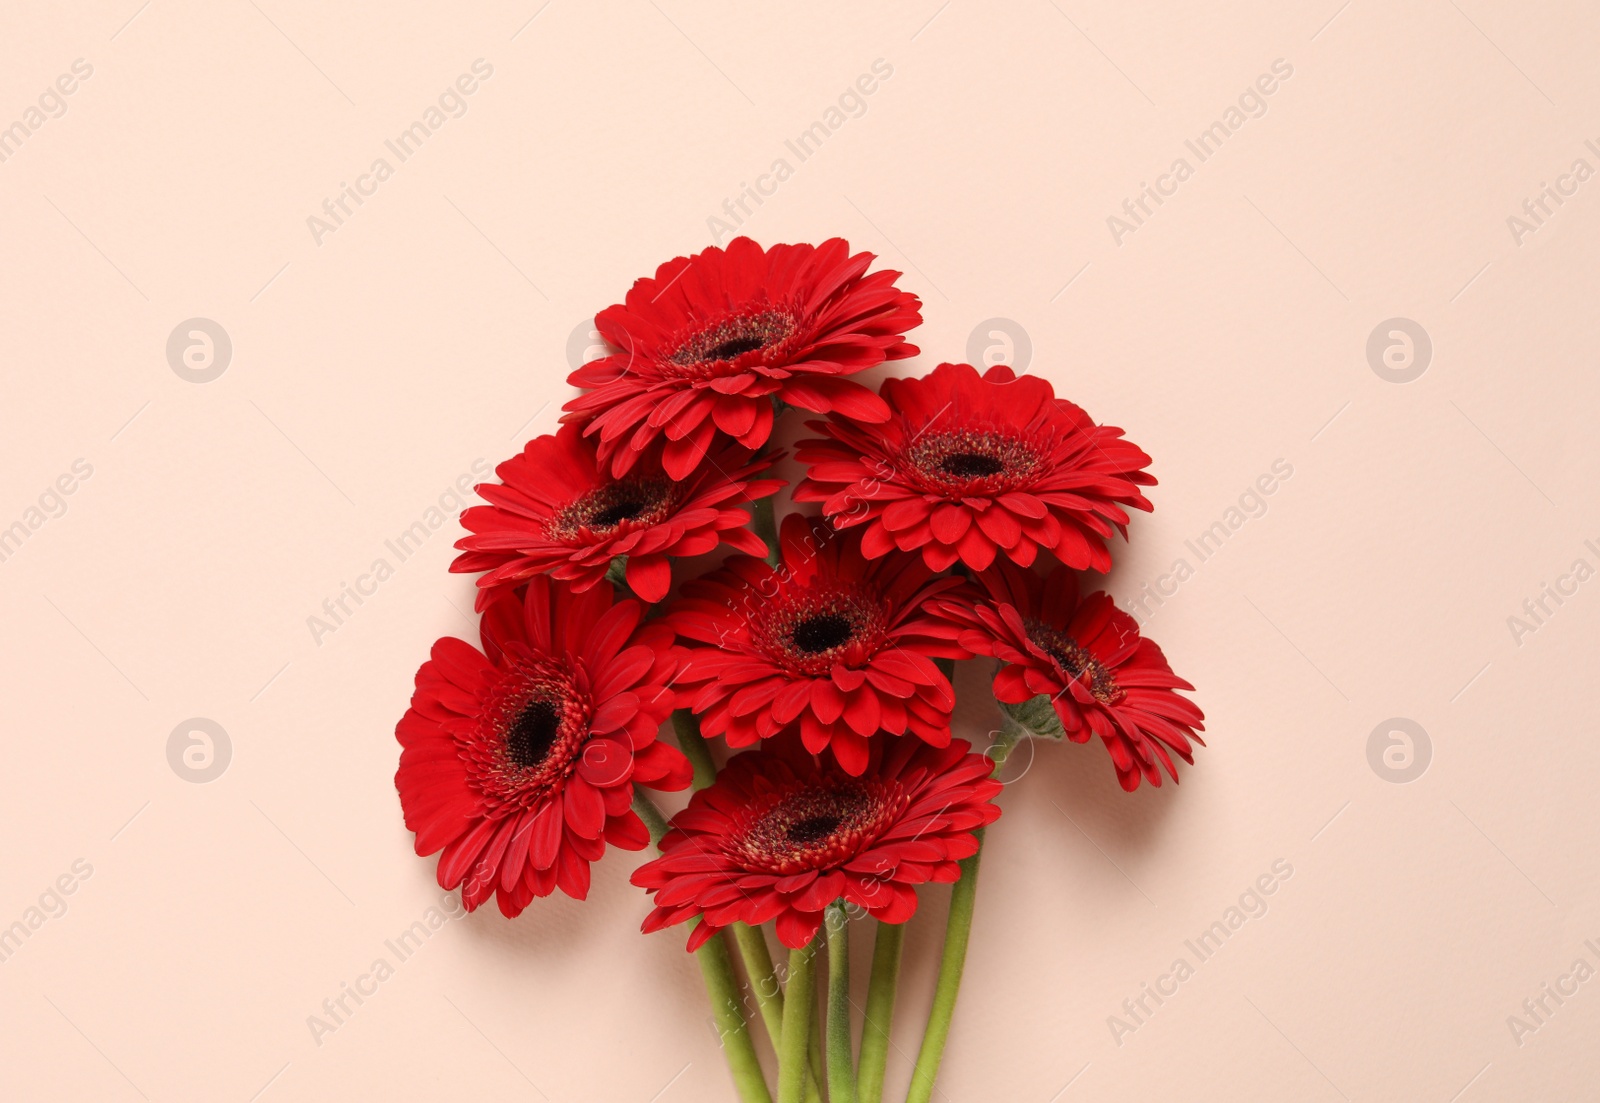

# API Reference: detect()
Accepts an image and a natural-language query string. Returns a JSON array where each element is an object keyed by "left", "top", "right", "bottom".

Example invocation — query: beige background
[{"left": 2, "top": 1, "right": 1597, "bottom": 1100}]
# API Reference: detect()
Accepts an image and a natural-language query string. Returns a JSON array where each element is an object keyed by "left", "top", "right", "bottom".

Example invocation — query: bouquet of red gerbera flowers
[{"left": 394, "top": 237, "right": 1204, "bottom": 1102}]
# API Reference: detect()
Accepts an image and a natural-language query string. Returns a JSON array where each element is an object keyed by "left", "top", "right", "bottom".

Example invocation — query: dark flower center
[
  {"left": 786, "top": 814, "right": 842, "bottom": 844},
  {"left": 751, "top": 585, "right": 886, "bottom": 675},
  {"left": 726, "top": 781, "right": 906, "bottom": 874},
  {"left": 704, "top": 334, "right": 768, "bottom": 360},
  {"left": 551, "top": 477, "right": 674, "bottom": 540},
  {"left": 506, "top": 698, "right": 562, "bottom": 768},
  {"left": 1025, "top": 622, "right": 1123, "bottom": 704},
  {"left": 791, "top": 613, "right": 855, "bottom": 654},
  {"left": 905, "top": 428, "right": 1041, "bottom": 493},
  {"left": 940, "top": 452, "right": 1005, "bottom": 478},
  {"left": 470, "top": 653, "right": 594, "bottom": 812},
  {"left": 668, "top": 308, "right": 796, "bottom": 373},
  {"left": 591, "top": 499, "right": 648, "bottom": 528}
]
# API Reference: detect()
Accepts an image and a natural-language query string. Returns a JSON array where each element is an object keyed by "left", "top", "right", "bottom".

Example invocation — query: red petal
[
  {"left": 775, "top": 908, "right": 824, "bottom": 949},
  {"left": 625, "top": 556, "right": 672, "bottom": 602},
  {"left": 606, "top": 810, "right": 650, "bottom": 851},
  {"left": 831, "top": 730, "right": 870, "bottom": 775},
  {"left": 578, "top": 738, "right": 634, "bottom": 787},
  {"left": 530, "top": 800, "right": 563, "bottom": 868},
  {"left": 564, "top": 776, "right": 606, "bottom": 838}
]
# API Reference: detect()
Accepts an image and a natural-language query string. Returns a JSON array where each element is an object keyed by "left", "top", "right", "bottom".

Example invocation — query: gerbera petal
[
  {"left": 625, "top": 555, "right": 672, "bottom": 602},
  {"left": 795, "top": 362, "right": 1152, "bottom": 576},
  {"left": 577, "top": 739, "right": 634, "bottom": 787},
  {"left": 630, "top": 737, "right": 1000, "bottom": 953},
  {"left": 395, "top": 578, "right": 682, "bottom": 904},
  {"left": 948, "top": 560, "right": 1203, "bottom": 789},
  {"left": 775, "top": 908, "right": 825, "bottom": 949},
  {"left": 565, "top": 238, "right": 921, "bottom": 477},
  {"left": 530, "top": 800, "right": 563, "bottom": 869}
]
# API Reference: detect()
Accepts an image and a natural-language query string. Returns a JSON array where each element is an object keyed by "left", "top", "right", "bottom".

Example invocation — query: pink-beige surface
[{"left": 2, "top": 2, "right": 1597, "bottom": 1100}]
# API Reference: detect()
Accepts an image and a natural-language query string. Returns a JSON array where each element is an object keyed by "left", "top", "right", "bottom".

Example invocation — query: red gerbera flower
[
  {"left": 631, "top": 736, "right": 1002, "bottom": 950},
  {"left": 562, "top": 237, "right": 923, "bottom": 480},
  {"left": 450, "top": 424, "right": 783, "bottom": 608},
  {"left": 794, "top": 361, "right": 1155, "bottom": 573},
  {"left": 929, "top": 560, "right": 1204, "bottom": 791},
  {"left": 394, "top": 578, "right": 692, "bottom": 916},
  {"left": 665, "top": 513, "right": 967, "bottom": 776}
]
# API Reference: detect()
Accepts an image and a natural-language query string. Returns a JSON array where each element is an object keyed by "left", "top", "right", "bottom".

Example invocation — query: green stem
[
  {"left": 635, "top": 793, "right": 771, "bottom": 1103},
  {"left": 904, "top": 832, "right": 983, "bottom": 1103},
  {"left": 777, "top": 939, "right": 819, "bottom": 1103},
  {"left": 750, "top": 494, "right": 780, "bottom": 566},
  {"left": 733, "top": 923, "right": 824, "bottom": 1103},
  {"left": 732, "top": 922, "right": 785, "bottom": 1045},
  {"left": 825, "top": 904, "right": 857, "bottom": 1103},
  {"left": 987, "top": 719, "right": 1023, "bottom": 774},
  {"left": 673, "top": 709, "right": 719, "bottom": 790},
  {"left": 669, "top": 716, "right": 823, "bottom": 1099},
  {"left": 633, "top": 791, "right": 671, "bottom": 845},
  {"left": 808, "top": 992, "right": 827, "bottom": 1103},
  {"left": 903, "top": 731, "right": 1020, "bottom": 1103},
  {"left": 855, "top": 920, "right": 904, "bottom": 1103},
  {"left": 699, "top": 928, "right": 775, "bottom": 1103}
]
